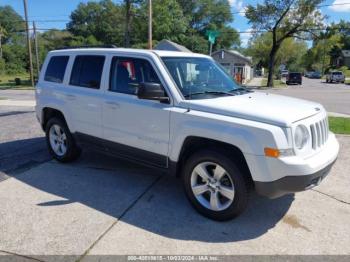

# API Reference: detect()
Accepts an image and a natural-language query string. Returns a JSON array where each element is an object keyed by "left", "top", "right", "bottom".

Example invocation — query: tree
[
  {"left": 246, "top": 0, "right": 324, "bottom": 87},
  {"left": 246, "top": 32, "right": 308, "bottom": 75},
  {"left": 123, "top": 0, "right": 142, "bottom": 47},
  {"left": 177, "top": 0, "right": 240, "bottom": 53},
  {"left": 0, "top": 6, "right": 27, "bottom": 74},
  {"left": 67, "top": 0, "right": 124, "bottom": 46},
  {"left": 124, "top": 0, "right": 132, "bottom": 47},
  {"left": 132, "top": 0, "right": 188, "bottom": 47},
  {"left": 0, "top": 6, "right": 25, "bottom": 43}
]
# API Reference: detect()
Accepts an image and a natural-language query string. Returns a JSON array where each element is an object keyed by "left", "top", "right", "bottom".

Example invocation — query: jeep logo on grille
[{"left": 315, "top": 107, "right": 320, "bottom": 111}]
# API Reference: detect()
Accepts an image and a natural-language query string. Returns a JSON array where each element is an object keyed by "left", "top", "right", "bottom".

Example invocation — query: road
[
  {"left": 261, "top": 77, "right": 350, "bottom": 115},
  {"left": 0, "top": 90, "right": 350, "bottom": 259}
]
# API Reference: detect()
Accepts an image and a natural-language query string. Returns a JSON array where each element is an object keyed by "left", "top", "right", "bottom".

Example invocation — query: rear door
[{"left": 64, "top": 54, "right": 107, "bottom": 138}]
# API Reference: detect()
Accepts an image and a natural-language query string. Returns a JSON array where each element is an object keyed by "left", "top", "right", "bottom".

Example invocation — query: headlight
[{"left": 294, "top": 125, "right": 309, "bottom": 149}]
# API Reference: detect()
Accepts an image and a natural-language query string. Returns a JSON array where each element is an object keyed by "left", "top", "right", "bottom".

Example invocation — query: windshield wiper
[
  {"left": 229, "top": 87, "right": 252, "bottom": 93},
  {"left": 184, "top": 91, "right": 234, "bottom": 98}
]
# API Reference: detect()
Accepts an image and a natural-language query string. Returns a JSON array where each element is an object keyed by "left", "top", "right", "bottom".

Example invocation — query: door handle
[
  {"left": 65, "top": 94, "right": 76, "bottom": 101},
  {"left": 105, "top": 101, "right": 120, "bottom": 108}
]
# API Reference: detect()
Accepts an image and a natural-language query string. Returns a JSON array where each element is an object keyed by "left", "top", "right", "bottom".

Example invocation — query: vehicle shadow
[
  {"left": 0, "top": 137, "right": 50, "bottom": 175},
  {"left": 4, "top": 138, "right": 294, "bottom": 243}
]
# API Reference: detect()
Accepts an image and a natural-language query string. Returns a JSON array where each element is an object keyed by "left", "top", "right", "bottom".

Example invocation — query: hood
[{"left": 180, "top": 92, "right": 323, "bottom": 127}]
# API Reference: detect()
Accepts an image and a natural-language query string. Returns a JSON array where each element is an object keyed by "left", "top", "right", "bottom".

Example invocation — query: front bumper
[
  {"left": 255, "top": 159, "right": 336, "bottom": 198},
  {"left": 245, "top": 133, "right": 339, "bottom": 199}
]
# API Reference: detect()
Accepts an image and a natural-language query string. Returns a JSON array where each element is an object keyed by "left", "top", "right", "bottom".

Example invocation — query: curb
[{"left": 328, "top": 112, "right": 350, "bottom": 118}]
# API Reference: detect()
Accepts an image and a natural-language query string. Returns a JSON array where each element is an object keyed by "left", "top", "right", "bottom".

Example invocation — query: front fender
[{"left": 168, "top": 109, "right": 289, "bottom": 162}]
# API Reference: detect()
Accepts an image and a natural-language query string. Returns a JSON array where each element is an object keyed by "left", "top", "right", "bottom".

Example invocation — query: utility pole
[
  {"left": 33, "top": 21, "right": 40, "bottom": 78},
  {"left": 148, "top": 0, "right": 152, "bottom": 50},
  {"left": 321, "top": 34, "right": 326, "bottom": 77},
  {"left": 0, "top": 25, "right": 3, "bottom": 59},
  {"left": 0, "top": 32, "right": 2, "bottom": 59},
  {"left": 23, "top": 0, "right": 34, "bottom": 87}
]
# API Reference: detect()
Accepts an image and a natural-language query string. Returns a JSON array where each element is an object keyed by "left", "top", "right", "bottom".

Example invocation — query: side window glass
[
  {"left": 44, "top": 56, "right": 69, "bottom": 83},
  {"left": 109, "top": 57, "right": 161, "bottom": 95},
  {"left": 70, "top": 55, "right": 105, "bottom": 89}
]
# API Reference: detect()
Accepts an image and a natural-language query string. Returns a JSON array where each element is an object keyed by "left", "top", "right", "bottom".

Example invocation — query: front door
[{"left": 102, "top": 56, "right": 171, "bottom": 167}]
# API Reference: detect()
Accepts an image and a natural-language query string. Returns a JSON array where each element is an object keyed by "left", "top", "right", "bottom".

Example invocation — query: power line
[{"left": 9, "top": 26, "right": 350, "bottom": 35}]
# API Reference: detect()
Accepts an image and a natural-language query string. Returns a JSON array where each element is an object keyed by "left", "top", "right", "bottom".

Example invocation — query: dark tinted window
[
  {"left": 44, "top": 56, "right": 69, "bottom": 83},
  {"left": 332, "top": 72, "right": 343, "bottom": 75},
  {"left": 70, "top": 55, "right": 105, "bottom": 89},
  {"left": 109, "top": 57, "right": 161, "bottom": 95},
  {"left": 289, "top": 73, "right": 301, "bottom": 77}
]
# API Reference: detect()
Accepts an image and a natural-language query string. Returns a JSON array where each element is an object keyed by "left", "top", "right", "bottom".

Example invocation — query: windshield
[
  {"left": 161, "top": 57, "right": 245, "bottom": 99},
  {"left": 332, "top": 72, "right": 343, "bottom": 75}
]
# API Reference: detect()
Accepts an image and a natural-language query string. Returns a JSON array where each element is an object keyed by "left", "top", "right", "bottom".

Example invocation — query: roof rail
[{"left": 56, "top": 45, "right": 117, "bottom": 50}]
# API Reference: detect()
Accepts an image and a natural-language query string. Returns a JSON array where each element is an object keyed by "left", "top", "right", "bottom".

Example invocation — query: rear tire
[
  {"left": 182, "top": 149, "right": 249, "bottom": 221},
  {"left": 45, "top": 117, "right": 81, "bottom": 162}
]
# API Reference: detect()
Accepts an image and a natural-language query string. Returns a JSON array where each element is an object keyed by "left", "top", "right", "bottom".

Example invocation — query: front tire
[
  {"left": 183, "top": 149, "right": 249, "bottom": 221},
  {"left": 45, "top": 117, "right": 81, "bottom": 162}
]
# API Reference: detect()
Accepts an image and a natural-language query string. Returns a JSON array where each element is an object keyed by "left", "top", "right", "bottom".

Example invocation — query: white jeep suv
[{"left": 35, "top": 47, "right": 339, "bottom": 221}]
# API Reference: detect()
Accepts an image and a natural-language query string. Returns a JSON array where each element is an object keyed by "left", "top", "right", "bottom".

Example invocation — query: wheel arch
[
  {"left": 41, "top": 107, "right": 67, "bottom": 131},
  {"left": 174, "top": 136, "right": 254, "bottom": 187}
]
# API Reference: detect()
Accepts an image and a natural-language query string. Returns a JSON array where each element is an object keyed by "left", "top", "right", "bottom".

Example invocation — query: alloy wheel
[
  {"left": 190, "top": 162, "right": 235, "bottom": 211},
  {"left": 49, "top": 124, "right": 67, "bottom": 156}
]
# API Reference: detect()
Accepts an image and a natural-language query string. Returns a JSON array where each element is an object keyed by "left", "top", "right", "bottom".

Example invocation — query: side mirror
[{"left": 137, "top": 82, "right": 170, "bottom": 103}]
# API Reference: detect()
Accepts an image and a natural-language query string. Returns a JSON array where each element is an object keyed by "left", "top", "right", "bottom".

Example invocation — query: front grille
[{"left": 310, "top": 117, "right": 328, "bottom": 149}]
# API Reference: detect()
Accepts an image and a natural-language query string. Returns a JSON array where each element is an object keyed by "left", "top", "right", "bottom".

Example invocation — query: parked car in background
[
  {"left": 310, "top": 71, "right": 322, "bottom": 79},
  {"left": 304, "top": 71, "right": 313, "bottom": 78},
  {"left": 286, "top": 72, "right": 302, "bottom": 85},
  {"left": 326, "top": 71, "right": 345, "bottom": 83},
  {"left": 280, "top": 70, "right": 289, "bottom": 78}
]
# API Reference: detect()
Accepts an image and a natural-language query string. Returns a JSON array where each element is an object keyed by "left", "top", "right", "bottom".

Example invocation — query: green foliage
[
  {"left": 300, "top": 20, "right": 350, "bottom": 73},
  {"left": 67, "top": 0, "right": 124, "bottom": 46},
  {"left": 2, "top": 37, "right": 27, "bottom": 75},
  {"left": 0, "top": 5, "right": 27, "bottom": 74},
  {"left": 0, "top": 58, "right": 5, "bottom": 75},
  {"left": 245, "top": 0, "right": 325, "bottom": 87},
  {"left": 177, "top": 0, "right": 239, "bottom": 53},
  {"left": 246, "top": 33, "right": 308, "bottom": 72},
  {"left": 339, "top": 66, "right": 349, "bottom": 74},
  {"left": 0, "top": 5, "right": 25, "bottom": 43},
  {"left": 132, "top": 0, "right": 188, "bottom": 47},
  {"left": 0, "top": 0, "right": 241, "bottom": 75}
]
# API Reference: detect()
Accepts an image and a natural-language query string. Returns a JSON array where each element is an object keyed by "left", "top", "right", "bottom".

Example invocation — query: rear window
[
  {"left": 70, "top": 55, "right": 105, "bottom": 89},
  {"left": 289, "top": 73, "right": 301, "bottom": 77},
  {"left": 44, "top": 56, "right": 69, "bottom": 83},
  {"left": 332, "top": 72, "right": 343, "bottom": 75}
]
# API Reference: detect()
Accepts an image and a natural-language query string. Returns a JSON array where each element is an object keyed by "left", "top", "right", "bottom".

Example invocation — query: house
[
  {"left": 154, "top": 39, "right": 192, "bottom": 53},
  {"left": 211, "top": 49, "right": 253, "bottom": 84},
  {"left": 335, "top": 50, "right": 350, "bottom": 68}
]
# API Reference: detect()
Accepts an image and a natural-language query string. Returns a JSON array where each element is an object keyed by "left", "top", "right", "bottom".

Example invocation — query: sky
[{"left": 2, "top": 0, "right": 350, "bottom": 47}]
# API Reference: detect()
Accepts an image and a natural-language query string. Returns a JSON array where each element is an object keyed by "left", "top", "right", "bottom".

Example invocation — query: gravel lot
[{"left": 0, "top": 90, "right": 349, "bottom": 260}]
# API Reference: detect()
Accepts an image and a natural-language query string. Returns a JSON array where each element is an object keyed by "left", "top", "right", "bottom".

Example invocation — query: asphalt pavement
[{"left": 260, "top": 77, "right": 350, "bottom": 115}]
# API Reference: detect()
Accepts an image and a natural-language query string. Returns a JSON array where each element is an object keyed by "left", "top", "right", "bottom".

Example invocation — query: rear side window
[
  {"left": 70, "top": 55, "right": 105, "bottom": 89},
  {"left": 44, "top": 56, "right": 69, "bottom": 83}
]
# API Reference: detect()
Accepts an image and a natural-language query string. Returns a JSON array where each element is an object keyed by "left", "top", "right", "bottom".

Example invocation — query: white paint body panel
[{"left": 36, "top": 48, "right": 339, "bottom": 185}]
